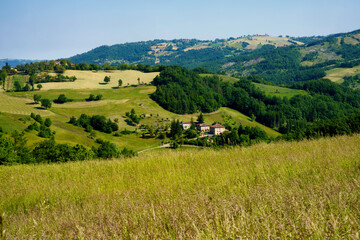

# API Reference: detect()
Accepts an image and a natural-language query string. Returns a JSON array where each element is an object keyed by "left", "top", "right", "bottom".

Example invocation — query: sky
[{"left": 1, "top": 0, "right": 359, "bottom": 60}]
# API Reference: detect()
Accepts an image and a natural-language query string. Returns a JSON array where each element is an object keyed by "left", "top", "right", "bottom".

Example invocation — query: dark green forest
[{"left": 152, "top": 66, "right": 360, "bottom": 138}]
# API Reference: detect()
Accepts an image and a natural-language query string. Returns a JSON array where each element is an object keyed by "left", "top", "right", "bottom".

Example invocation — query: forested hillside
[
  {"left": 68, "top": 29, "right": 360, "bottom": 85},
  {"left": 152, "top": 66, "right": 360, "bottom": 137}
]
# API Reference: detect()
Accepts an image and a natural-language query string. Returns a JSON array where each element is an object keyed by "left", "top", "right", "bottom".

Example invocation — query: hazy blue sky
[{"left": 1, "top": 0, "right": 359, "bottom": 60}]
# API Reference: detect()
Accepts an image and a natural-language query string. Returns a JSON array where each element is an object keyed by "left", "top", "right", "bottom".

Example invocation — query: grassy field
[
  {"left": 4, "top": 74, "right": 29, "bottom": 91},
  {"left": 0, "top": 92, "right": 52, "bottom": 116},
  {"left": 325, "top": 65, "right": 360, "bottom": 83},
  {"left": 254, "top": 83, "right": 308, "bottom": 98},
  {"left": 1, "top": 134, "right": 359, "bottom": 238},
  {"left": 200, "top": 74, "right": 307, "bottom": 99},
  {"left": 227, "top": 36, "right": 303, "bottom": 50},
  {"left": 200, "top": 73, "right": 239, "bottom": 83},
  {"left": 4, "top": 83, "right": 279, "bottom": 151},
  {"left": 39, "top": 70, "right": 159, "bottom": 90}
]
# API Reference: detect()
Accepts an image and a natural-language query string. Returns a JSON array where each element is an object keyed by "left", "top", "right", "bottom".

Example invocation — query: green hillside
[
  {"left": 200, "top": 74, "right": 308, "bottom": 98},
  {"left": 1, "top": 134, "right": 359, "bottom": 238},
  {"left": 69, "top": 36, "right": 304, "bottom": 70},
  {"left": 67, "top": 29, "right": 360, "bottom": 85},
  {"left": 1, "top": 70, "right": 279, "bottom": 152}
]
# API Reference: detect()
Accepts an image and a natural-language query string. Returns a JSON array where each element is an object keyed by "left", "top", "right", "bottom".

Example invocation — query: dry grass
[
  {"left": 325, "top": 65, "right": 360, "bottom": 83},
  {"left": 0, "top": 93, "right": 52, "bottom": 116},
  {"left": 1, "top": 134, "right": 360, "bottom": 239},
  {"left": 40, "top": 70, "right": 159, "bottom": 90},
  {"left": 227, "top": 36, "right": 303, "bottom": 50}
]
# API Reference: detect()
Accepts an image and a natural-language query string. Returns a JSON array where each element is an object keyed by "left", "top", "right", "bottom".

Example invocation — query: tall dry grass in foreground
[{"left": 1, "top": 135, "right": 360, "bottom": 239}]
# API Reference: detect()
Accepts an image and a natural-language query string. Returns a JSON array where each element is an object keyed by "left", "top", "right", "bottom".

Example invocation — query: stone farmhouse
[
  {"left": 196, "top": 123, "right": 210, "bottom": 132},
  {"left": 181, "top": 121, "right": 192, "bottom": 130},
  {"left": 210, "top": 123, "right": 226, "bottom": 135},
  {"left": 181, "top": 120, "right": 226, "bottom": 136}
]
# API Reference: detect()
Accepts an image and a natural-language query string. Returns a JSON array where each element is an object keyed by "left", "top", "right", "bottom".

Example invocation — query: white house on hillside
[
  {"left": 196, "top": 123, "right": 210, "bottom": 132},
  {"left": 210, "top": 123, "right": 226, "bottom": 135},
  {"left": 181, "top": 121, "right": 192, "bottom": 129}
]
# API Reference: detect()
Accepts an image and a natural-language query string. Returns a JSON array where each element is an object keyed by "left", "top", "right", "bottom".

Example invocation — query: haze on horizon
[{"left": 1, "top": 0, "right": 359, "bottom": 60}]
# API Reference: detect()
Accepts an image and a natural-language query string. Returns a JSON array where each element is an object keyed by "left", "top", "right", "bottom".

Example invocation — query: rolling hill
[
  {"left": 1, "top": 70, "right": 280, "bottom": 153},
  {"left": 68, "top": 29, "right": 360, "bottom": 85}
]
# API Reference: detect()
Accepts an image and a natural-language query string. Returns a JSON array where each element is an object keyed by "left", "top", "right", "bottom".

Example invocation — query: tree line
[{"left": 0, "top": 132, "right": 135, "bottom": 165}]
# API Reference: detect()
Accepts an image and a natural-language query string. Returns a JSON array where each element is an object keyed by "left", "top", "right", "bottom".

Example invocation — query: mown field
[
  {"left": 1, "top": 134, "right": 359, "bottom": 239},
  {"left": 227, "top": 36, "right": 303, "bottom": 50},
  {"left": 325, "top": 65, "right": 360, "bottom": 83},
  {"left": 40, "top": 70, "right": 159, "bottom": 90}
]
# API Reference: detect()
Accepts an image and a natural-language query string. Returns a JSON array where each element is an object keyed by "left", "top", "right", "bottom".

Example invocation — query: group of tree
[
  {"left": 35, "top": 74, "right": 76, "bottom": 83},
  {"left": 125, "top": 108, "right": 140, "bottom": 125},
  {"left": 69, "top": 114, "right": 118, "bottom": 134},
  {"left": 26, "top": 113, "right": 54, "bottom": 138},
  {"left": 341, "top": 74, "right": 360, "bottom": 88},
  {"left": 152, "top": 66, "right": 225, "bottom": 114},
  {"left": 86, "top": 94, "right": 103, "bottom": 101},
  {"left": 15, "top": 59, "right": 164, "bottom": 75},
  {"left": 0, "top": 131, "right": 135, "bottom": 165},
  {"left": 53, "top": 94, "right": 73, "bottom": 104}
]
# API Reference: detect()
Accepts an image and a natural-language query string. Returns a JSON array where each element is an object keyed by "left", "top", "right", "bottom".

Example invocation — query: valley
[{"left": 1, "top": 27, "right": 360, "bottom": 239}]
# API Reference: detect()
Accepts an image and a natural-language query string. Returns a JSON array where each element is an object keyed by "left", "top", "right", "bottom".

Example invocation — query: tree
[
  {"left": 197, "top": 113, "right": 204, "bottom": 124},
  {"left": 44, "top": 118, "right": 52, "bottom": 127},
  {"left": 53, "top": 94, "right": 71, "bottom": 104},
  {"left": 29, "top": 74, "right": 36, "bottom": 90},
  {"left": 54, "top": 65, "right": 66, "bottom": 74},
  {"left": 22, "top": 84, "right": 30, "bottom": 91},
  {"left": 13, "top": 81, "right": 22, "bottom": 92},
  {"left": 37, "top": 84, "right": 42, "bottom": 91},
  {"left": 33, "top": 94, "right": 42, "bottom": 103},
  {"left": 169, "top": 120, "right": 183, "bottom": 139},
  {"left": 41, "top": 98, "right": 52, "bottom": 109},
  {"left": 118, "top": 79, "right": 123, "bottom": 87},
  {"left": 137, "top": 77, "right": 140, "bottom": 85},
  {"left": 104, "top": 76, "right": 111, "bottom": 84},
  {"left": 0, "top": 70, "right": 8, "bottom": 88},
  {"left": 95, "top": 94, "right": 103, "bottom": 101}
]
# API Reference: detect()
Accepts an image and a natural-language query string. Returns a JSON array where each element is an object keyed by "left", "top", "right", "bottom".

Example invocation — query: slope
[
  {"left": 1, "top": 134, "right": 359, "bottom": 238},
  {"left": 4, "top": 70, "right": 280, "bottom": 152}
]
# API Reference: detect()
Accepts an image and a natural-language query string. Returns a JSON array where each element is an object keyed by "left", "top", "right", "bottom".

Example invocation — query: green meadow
[
  {"left": 1, "top": 134, "right": 359, "bottom": 238},
  {"left": 200, "top": 74, "right": 308, "bottom": 98},
  {"left": 253, "top": 83, "right": 308, "bottom": 98},
  {"left": 1, "top": 70, "right": 280, "bottom": 152}
]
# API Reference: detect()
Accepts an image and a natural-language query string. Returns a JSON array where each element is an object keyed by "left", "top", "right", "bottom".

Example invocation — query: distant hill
[
  {"left": 68, "top": 29, "right": 360, "bottom": 85},
  {"left": 68, "top": 36, "right": 304, "bottom": 69},
  {"left": 0, "top": 59, "right": 42, "bottom": 68}
]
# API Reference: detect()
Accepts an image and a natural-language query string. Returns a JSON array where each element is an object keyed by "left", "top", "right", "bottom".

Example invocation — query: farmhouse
[
  {"left": 181, "top": 121, "right": 192, "bottom": 129},
  {"left": 196, "top": 123, "right": 210, "bottom": 132},
  {"left": 210, "top": 123, "right": 226, "bottom": 135}
]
